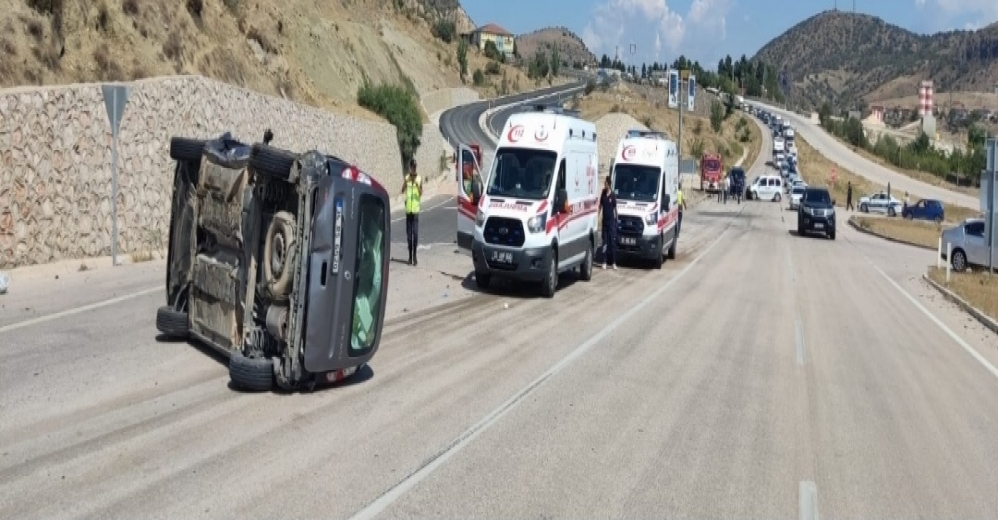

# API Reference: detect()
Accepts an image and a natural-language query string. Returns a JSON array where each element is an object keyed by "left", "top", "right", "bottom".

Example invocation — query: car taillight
[{"left": 342, "top": 166, "right": 372, "bottom": 185}]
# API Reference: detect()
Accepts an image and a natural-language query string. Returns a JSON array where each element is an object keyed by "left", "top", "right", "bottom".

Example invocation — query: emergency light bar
[
  {"left": 526, "top": 104, "right": 581, "bottom": 118},
  {"left": 626, "top": 129, "right": 670, "bottom": 140}
]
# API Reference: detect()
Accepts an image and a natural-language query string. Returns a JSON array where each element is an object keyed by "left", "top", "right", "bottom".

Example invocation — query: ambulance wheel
[
  {"left": 540, "top": 251, "right": 557, "bottom": 298},
  {"left": 579, "top": 238, "right": 593, "bottom": 281},
  {"left": 653, "top": 235, "right": 664, "bottom": 269},
  {"left": 667, "top": 232, "right": 677, "bottom": 260}
]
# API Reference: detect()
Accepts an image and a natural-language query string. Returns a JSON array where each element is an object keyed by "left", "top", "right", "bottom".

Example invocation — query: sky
[{"left": 460, "top": 0, "right": 998, "bottom": 69}]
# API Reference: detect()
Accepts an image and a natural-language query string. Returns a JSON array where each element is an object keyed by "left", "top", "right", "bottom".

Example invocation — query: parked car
[
  {"left": 748, "top": 175, "right": 783, "bottom": 202},
  {"left": 902, "top": 198, "right": 944, "bottom": 223},
  {"left": 155, "top": 131, "right": 391, "bottom": 392},
  {"left": 797, "top": 187, "right": 836, "bottom": 239},
  {"left": 940, "top": 217, "right": 996, "bottom": 272},
  {"left": 858, "top": 191, "right": 903, "bottom": 217}
]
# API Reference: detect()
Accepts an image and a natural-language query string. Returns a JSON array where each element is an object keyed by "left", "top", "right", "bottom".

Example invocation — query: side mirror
[
  {"left": 662, "top": 193, "right": 671, "bottom": 210},
  {"left": 555, "top": 188, "right": 569, "bottom": 213}
]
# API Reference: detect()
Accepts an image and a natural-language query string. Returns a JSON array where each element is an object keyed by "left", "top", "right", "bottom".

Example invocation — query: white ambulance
[
  {"left": 609, "top": 130, "right": 680, "bottom": 268},
  {"left": 455, "top": 105, "right": 599, "bottom": 298}
]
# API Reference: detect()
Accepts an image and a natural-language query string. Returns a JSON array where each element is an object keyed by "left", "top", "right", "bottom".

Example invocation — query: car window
[
  {"left": 803, "top": 190, "right": 832, "bottom": 204},
  {"left": 966, "top": 222, "right": 985, "bottom": 237}
]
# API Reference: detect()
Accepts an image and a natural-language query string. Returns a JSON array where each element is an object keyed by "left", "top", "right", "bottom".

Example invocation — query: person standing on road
[
  {"left": 846, "top": 181, "right": 854, "bottom": 211},
  {"left": 598, "top": 176, "right": 618, "bottom": 270},
  {"left": 401, "top": 158, "right": 422, "bottom": 266},
  {"left": 676, "top": 184, "right": 687, "bottom": 235}
]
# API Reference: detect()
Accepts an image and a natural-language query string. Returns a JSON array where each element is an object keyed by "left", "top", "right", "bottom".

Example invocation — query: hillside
[
  {"left": 515, "top": 26, "right": 596, "bottom": 68},
  {"left": 753, "top": 10, "right": 998, "bottom": 109},
  {"left": 0, "top": 0, "right": 530, "bottom": 120}
]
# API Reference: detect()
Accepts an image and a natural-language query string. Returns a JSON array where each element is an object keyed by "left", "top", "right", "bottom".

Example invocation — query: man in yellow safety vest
[
  {"left": 676, "top": 184, "right": 687, "bottom": 235},
  {"left": 401, "top": 158, "right": 423, "bottom": 265}
]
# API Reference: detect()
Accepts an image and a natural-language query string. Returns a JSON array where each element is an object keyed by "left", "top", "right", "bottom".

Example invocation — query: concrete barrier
[{"left": 0, "top": 75, "right": 472, "bottom": 269}]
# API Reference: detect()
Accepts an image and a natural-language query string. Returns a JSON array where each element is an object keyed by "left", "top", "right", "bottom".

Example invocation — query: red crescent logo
[
  {"left": 507, "top": 124, "right": 524, "bottom": 142},
  {"left": 534, "top": 126, "right": 549, "bottom": 141},
  {"left": 621, "top": 145, "right": 636, "bottom": 161}
]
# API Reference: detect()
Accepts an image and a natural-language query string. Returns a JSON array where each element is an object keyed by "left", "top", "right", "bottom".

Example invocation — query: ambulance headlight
[
  {"left": 527, "top": 213, "right": 547, "bottom": 233},
  {"left": 644, "top": 212, "right": 658, "bottom": 225},
  {"left": 475, "top": 209, "right": 485, "bottom": 226}
]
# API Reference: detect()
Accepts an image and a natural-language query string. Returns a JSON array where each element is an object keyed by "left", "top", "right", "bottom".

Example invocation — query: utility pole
[{"left": 678, "top": 69, "right": 689, "bottom": 184}]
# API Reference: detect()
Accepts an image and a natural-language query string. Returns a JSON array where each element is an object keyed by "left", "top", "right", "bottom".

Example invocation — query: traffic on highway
[{"left": 3, "top": 73, "right": 998, "bottom": 520}]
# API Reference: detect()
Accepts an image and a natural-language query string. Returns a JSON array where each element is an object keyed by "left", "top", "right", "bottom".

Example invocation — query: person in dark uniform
[
  {"left": 598, "top": 176, "right": 618, "bottom": 270},
  {"left": 846, "top": 181, "right": 854, "bottom": 211}
]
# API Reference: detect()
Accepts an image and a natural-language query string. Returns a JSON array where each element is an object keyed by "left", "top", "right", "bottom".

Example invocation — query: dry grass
[
  {"left": 130, "top": 250, "right": 155, "bottom": 263},
  {"left": 795, "top": 135, "right": 981, "bottom": 223},
  {"left": 850, "top": 215, "right": 940, "bottom": 249},
  {"left": 927, "top": 267, "right": 998, "bottom": 324},
  {"left": 3, "top": 0, "right": 541, "bottom": 123},
  {"left": 575, "top": 89, "right": 761, "bottom": 168}
]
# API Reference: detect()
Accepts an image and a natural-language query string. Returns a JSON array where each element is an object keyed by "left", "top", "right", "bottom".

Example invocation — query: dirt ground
[
  {"left": 927, "top": 266, "right": 998, "bottom": 325},
  {"left": 850, "top": 215, "right": 940, "bottom": 250},
  {"left": 573, "top": 84, "right": 761, "bottom": 169}
]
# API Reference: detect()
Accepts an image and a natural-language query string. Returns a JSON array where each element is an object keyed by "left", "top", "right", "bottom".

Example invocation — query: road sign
[{"left": 101, "top": 84, "right": 131, "bottom": 267}]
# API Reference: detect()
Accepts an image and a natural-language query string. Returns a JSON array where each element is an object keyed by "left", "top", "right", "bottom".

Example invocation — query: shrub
[
  {"left": 432, "top": 20, "right": 455, "bottom": 43},
  {"left": 357, "top": 82, "right": 422, "bottom": 169},
  {"left": 709, "top": 100, "right": 724, "bottom": 133},
  {"left": 485, "top": 61, "right": 500, "bottom": 75},
  {"left": 472, "top": 68, "right": 485, "bottom": 85},
  {"left": 584, "top": 78, "right": 596, "bottom": 95}
]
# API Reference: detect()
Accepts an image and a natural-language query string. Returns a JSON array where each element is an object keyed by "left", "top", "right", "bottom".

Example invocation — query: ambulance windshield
[
  {"left": 612, "top": 164, "right": 661, "bottom": 202},
  {"left": 486, "top": 147, "right": 558, "bottom": 200}
]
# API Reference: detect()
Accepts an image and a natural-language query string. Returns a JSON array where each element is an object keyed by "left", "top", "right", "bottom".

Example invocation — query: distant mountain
[
  {"left": 752, "top": 10, "right": 998, "bottom": 109},
  {"left": 515, "top": 27, "right": 597, "bottom": 67}
]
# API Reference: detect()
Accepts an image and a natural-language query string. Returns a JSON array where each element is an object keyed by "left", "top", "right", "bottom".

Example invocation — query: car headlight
[
  {"left": 644, "top": 212, "right": 657, "bottom": 225},
  {"left": 802, "top": 206, "right": 814, "bottom": 215},
  {"left": 527, "top": 213, "right": 547, "bottom": 233},
  {"left": 475, "top": 209, "right": 485, "bottom": 226}
]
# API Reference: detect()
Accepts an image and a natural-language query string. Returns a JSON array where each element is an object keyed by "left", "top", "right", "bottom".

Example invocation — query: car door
[
  {"left": 964, "top": 221, "right": 988, "bottom": 267},
  {"left": 455, "top": 144, "right": 484, "bottom": 252}
]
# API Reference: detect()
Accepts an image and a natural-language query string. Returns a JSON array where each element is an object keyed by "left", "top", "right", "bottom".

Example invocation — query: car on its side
[
  {"left": 156, "top": 131, "right": 391, "bottom": 392},
  {"left": 940, "top": 217, "right": 996, "bottom": 272},
  {"left": 797, "top": 187, "right": 836, "bottom": 239},
  {"left": 902, "top": 198, "right": 945, "bottom": 223}
]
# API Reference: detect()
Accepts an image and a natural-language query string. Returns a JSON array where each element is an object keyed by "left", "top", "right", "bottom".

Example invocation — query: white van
[
  {"left": 455, "top": 105, "right": 599, "bottom": 298},
  {"left": 748, "top": 174, "right": 784, "bottom": 202},
  {"left": 609, "top": 129, "right": 680, "bottom": 268},
  {"left": 773, "top": 136, "right": 785, "bottom": 156}
]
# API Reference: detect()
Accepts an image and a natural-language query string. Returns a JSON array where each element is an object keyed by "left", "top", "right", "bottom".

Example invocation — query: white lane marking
[
  {"left": 390, "top": 197, "right": 454, "bottom": 223},
  {"left": 348, "top": 225, "right": 732, "bottom": 520},
  {"left": 0, "top": 286, "right": 161, "bottom": 334},
  {"left": 872, "top": 264, "right": 998, "bottom": 381},
  {"left": 799, "top": 480, "right": 820, "bottom": 520},
  {"left": 796, "top": 319, "right": 806, "bottom": 366}
]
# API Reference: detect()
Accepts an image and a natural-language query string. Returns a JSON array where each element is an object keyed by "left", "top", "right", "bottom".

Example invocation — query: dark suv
[
  {"left": 797, "top": 187, "right": 836, "bottom": 239},
  {"left": 155, "top": 131, "right": 390, "bottom": 392}
]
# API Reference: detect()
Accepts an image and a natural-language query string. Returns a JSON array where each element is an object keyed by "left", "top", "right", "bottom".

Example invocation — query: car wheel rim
[
  {"left": 271, "top": 234, "right": 286, "bottom": 276},
  {"left": 954, "top": 253, "right": 965, "bottom": 271}
]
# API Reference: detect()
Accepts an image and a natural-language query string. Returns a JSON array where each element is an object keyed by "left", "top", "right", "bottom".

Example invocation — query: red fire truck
[{"left": 700, "top": 152, "right": 723, "bottom": 193}]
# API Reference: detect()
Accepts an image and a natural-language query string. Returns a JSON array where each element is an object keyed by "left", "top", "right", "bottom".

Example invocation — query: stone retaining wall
[{"left": 0, "top": 76, "right": 471, "bottom": 269}]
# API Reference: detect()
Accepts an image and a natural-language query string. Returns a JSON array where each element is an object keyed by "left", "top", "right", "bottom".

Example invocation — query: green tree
[
  {"left": 357, "top": 82, "right": 422, "bottom": 169},
  {"left": 457, "top": 39, "right": 468, "bottom": 81},
  {"left": 432, "top": 20, "right": 455, "bottom": 43},
  {"left": 709, "top": 100, "right": 724, "bottom": 133},
  {"left": 484, "top": 40, "right": 500, "bottom": 60},
  {"left": 550, "top": 46, "right": 560, "bottom": 77}
]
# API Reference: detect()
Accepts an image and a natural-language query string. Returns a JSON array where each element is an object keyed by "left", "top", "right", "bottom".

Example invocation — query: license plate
[
  {"left": 814, "top": 223, "right": 824, "bottom": 229},
  {"left": 490, "top": 250, "right": 513, "bottom": 264},
  {"left": 620, "top": 237, "right": 636, "bottom": 246}
]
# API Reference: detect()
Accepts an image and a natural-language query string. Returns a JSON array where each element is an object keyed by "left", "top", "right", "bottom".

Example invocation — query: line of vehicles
[{"left": 455, "top": 105, "right": 684, "bottom": 298}]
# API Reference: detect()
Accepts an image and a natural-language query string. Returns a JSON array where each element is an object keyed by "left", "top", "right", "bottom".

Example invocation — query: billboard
[
  {"left": 687, "top": 75, "right": 696, "bottom": 111},
  {"left": 668, "top": 69, "right": 679, "bottom": 109}
]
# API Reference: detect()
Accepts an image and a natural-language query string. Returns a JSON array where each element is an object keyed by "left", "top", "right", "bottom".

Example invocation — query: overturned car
[{"left": 156, "top": 131, "right": 390, "bottom": 392}]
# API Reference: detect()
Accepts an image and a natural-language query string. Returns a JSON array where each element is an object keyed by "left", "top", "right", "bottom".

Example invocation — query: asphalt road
[
  {"left": 4, "top": 121, "right": 998, "bottom": 518},
  {"left": 752, "top": 101, "right": 980, "bottom": 210}
]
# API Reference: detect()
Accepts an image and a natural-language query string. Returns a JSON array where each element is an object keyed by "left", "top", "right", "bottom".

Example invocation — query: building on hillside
[
  {"left": 869, "top": 104, "right": 884, "bottom": 124},
  {"left": 467, "top": 23, "right": 515, "bottom": 57}
]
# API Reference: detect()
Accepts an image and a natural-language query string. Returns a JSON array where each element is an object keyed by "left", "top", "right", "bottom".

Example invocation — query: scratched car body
[{"left": 155, "top": 131, "right": 390, "bottom": 392}]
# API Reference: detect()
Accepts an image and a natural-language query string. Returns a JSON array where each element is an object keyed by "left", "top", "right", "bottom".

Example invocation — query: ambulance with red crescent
[
  {"left": 455, "top": 105, "right": 599, "bottom": 298},
  {"left": 609, "top": 129, "right": 680, "bottom": 268}
]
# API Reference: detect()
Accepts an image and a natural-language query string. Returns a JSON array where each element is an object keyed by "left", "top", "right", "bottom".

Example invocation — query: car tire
[
  {"left": 229, "top": 352, "right": 275, "bottom": 392},
  {"left": 774, "top": 193, "right": 782, "bottom": 203},
  {"left": 951, "top": 249, "right": 968, "bottom": 272},
  {"left": 667, "top": 231, "right": 677, "bottom": 260},
  {"left": 934, "top": 216, "right": 942, "bottom": 224},
  {"left": 579, "top": 238, "right": 594, "bottom": 281},
  {"left": 540, "top": 251, "right": 557, "bottom": 298},
  {"left": 263, "top": 211, "right": 297, "bottom": 300},
  {"left": 828, "top": 231, "right": 836, "bottom": 240},
  {"left": 155, "top": 305, "right": 188, "bottom": 338},
  {"left": 169, "top": 137, "right": 207, "bottom": 162},
  {"left": 888, "top": 206, "right": 896, "bottom": 217},
  {"left": 860, "top": 203, "right": 868, "bottom": 213},
  {"left": 475, "top": 271, "right": 491, "bottom": 289},
  {"left": 250, "top": 144, "right": 297, "bottom": 180},
  {"left": 904, "top": 212, "right": 913, "bottom": 220},
  {"left": 653, "top": 235, "right": 664, "bottom": 269}
]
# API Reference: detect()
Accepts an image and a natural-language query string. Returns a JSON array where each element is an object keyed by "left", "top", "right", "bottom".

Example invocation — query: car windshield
[
  {"left": 613, "top": 164, "right": 661, "bottom": 202},
  {"left": 704, "top": 159, "right": 720, "bottom": 171},
  {"left": 804, "top": 189, "right": 832, "bottom": 204},
  {"left": 792, "top": 187, "right": 805, "bottom": 194},
  {"left": 486, "top": 147, "right": 558, "bottom": 200}
]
